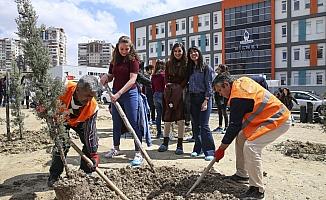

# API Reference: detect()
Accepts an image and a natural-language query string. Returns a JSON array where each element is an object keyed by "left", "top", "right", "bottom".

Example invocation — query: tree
[
  {"left": 15, "top": 0, "right": 70, "bottom": 176},
  {"left": 9, "top": 61, "right": 25, "bottom": 139}
]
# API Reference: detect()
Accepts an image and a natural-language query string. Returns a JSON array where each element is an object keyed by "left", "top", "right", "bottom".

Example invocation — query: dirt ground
[{"left": 0, "top": 106, "right": 325, "bottom": 200}]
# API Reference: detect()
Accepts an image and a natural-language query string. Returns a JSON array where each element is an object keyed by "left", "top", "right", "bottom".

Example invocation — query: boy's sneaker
[
  {"left": 47, "top": 174, "right": 59, "bottom": 187},
  {"left": 204, "top": 156, "right": 214, "bottom": 161},
  {"left": 191, "top": 152, "right": 200, "bottom": 157},
  {"left": 213, "top": 127, "right": 223, "bottom": 132},
  {"left": 104, "top": 148, "right": 120, "bottom": 158},
  {"left": 229, "top": 174, "right": 249, "bottom": 184},
  {"left": 131, "top": 152, "right": 143, "bottom": 166},
  {"left": 239, "top": 186, "right": 264, "bottom": 200},
  {"left": 175, "top": 147, "right": 184, "bottom": 155},
  {"left": 158, "top": 144, "right": 168, "bottom": 152}
]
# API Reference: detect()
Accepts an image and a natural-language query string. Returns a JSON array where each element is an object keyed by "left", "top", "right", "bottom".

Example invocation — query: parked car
[
  {"left": 291, "top": 91, "right": 325, "bottom": 115},
  {"left": 100, "top": 91, "right": 111, "bottom": 104}
]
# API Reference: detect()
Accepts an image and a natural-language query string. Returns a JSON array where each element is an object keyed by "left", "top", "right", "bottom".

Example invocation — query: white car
[
  {"left": 100, "top": 91, "right": 111, "bottom": 104},
  {"left": 291, "top": 91, "right": 325, "bottom": 115}
]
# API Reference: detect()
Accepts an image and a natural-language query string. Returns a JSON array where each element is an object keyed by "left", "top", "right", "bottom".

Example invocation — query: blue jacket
[{"left": 138, "top": 92, "right": 152, "bottom": 147}]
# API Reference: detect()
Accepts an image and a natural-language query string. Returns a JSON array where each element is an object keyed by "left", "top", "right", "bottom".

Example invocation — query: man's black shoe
[
  {"left": 229, "top": 174, "right": 249, "bottom": 184},
  {"left": 47, "top": 175, "right": 59, "bottom": 187},
  {"left": 239, "top": 186, "right": 264, "bottom": 199}
]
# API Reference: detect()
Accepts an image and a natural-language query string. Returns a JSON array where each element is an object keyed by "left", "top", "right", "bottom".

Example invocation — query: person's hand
[
  {"left": 89, "top": 153, "right": 100, "bottom": 172},
  {"left": 111, "top": 92, "right": 121, "bottom": 103},
  {"left": 100, "top": 74, "right": 109, "bottom": 85},
  {"left": 214, "top": 147, "right": 225, "bottom": 162},
  {"left": 201, "top": 100, "right": 208, "bottom": 111}
]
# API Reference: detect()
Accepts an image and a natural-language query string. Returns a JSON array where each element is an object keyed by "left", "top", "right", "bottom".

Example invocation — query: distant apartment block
[
  {"left": 0, "top": 38, "right": 23, "bottom": 72},
  {"left": 78, "top": 40, "right": 114, "bottom": 68},
  {"left": 131, "top": 0, "right": 326, "bottom": 93},
  {"left": 41, "top": 27, "right": 67, "bottom": 67}
]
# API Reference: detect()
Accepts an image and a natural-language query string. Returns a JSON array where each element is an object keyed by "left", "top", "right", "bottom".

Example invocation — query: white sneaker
[
  {"left": 131, "top": 152, "right": 143, "bottom": 166},
  {"left": 104, "top": 148, "right": 120, "bottom": 158}
]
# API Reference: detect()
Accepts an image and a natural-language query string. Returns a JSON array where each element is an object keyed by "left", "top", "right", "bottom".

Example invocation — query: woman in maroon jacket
[
  {"left": 151, "top": 60, "right": 166, "bottom": 139},
  {"left": 158, "top": 42, "right": 189, "bottom": 155}
]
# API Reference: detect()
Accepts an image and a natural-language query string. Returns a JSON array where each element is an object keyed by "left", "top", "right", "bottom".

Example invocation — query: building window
[
  {"left": 190, "top": 20, "right": 194, "bottom": 28},
  {"left": 205, "top": 37, "right": 209, "bottom": 46},
  {"left": 161, "top": 43, "right": 165, "bottom": 52},
  {"left": 306, "top": 21, "right": 312, "bottom": 35},
  {"left": 280, "top": 73, "right": 287, "bottom": 85},
  {"left": 292, "top": 72, "right": 299, "bottom": 85},
  {"left": 205, "top": 57, "right": 210, "bottom": 65},
  {"left": 169, "top": 42, "right": 173, "bottom": 50},
  {"left": 176, "top": 22, "right": 179, "bottom": 31},
  {"left": 214, "top": 56, "right": 218, "bottom": 65},
  {"left": 137, "top": 38, "right": 141, "bottom": 47},
  {"left": 142, "top": 37, "right": 145, "bottom": 46},
  {"left": 182, "top": 39, "right": 186, "bottom": 46},
  {"left": 282, "top": 25, "right": 287, "bottom": 37},
  {"left": 282, "top": 50, "right": 287, "bottom": 61},
  {"left": 182, "top": 20, "right": 186, "bottom": 30},
  {"left": 317, "top": 46, "right": 324, "bottom": 59},
  {"left": 161, "top": 26, "right": 165, "bottom": 34},
  {"left": 304, "top": 47, "right": 310, "bottom": 60},
  {"left": 293, "top": 0, "right": 300, "bottom": 10},
  {"left": 293, "top": 23, "right": 298, "bottom": 36},
  {"left": 156, "top": 26, "right": 159, "bottom": 34},
  {"left": 282, "top": 0, "right": 287, "bottom": 13},
  {"left": 316, "top": 72, "right": 324, "bottom": 85},
  {"left": 204, "top": 16, "right": 209, "bottom": 26},
  {"left": 305, "top": 0, "right": 310, "bottom": 9},
  {"left": 306, "top": 72, "right": 312, "bottom": 85},
  {"left": 294, "top": 48, "right": 300, "bottom": 60},
  {"left": 150, "top": 44, "right": 153, "bottom": 53},
  {"left": 198, "top": 17, "right": 202, "bottom": 27},
  {"left": 191, "top": 39, "right": 195, "bottom": 47},
  {"left": 198, "top": 38, "right": 201, "bottom": 46},
  {"left": 214, "top": 35, "right": 218, "bottom": 45},
  {"left": 317, "top": 0, "right": 324, "bottom": 6},
  {"left": 149, "top": 27, "right": 152, "bottom": 36},
  {"left": 316, "top": 20, "right": 324, "bottom": 33},
  {"left": 214, "top": 13, "right": 218, "bottom": 24}
]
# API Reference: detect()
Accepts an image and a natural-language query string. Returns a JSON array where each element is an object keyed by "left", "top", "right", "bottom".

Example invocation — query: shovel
[
  {"left": 104, "top": 85, "right": 155, "bottom": 172},
  {"left": 70, "top": 140, "right": 130, "bottom": 200},
  {"left": 186, "top": 158, "right": 216, "bottom": 196}
]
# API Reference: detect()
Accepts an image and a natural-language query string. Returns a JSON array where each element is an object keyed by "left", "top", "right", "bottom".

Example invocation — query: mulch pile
[
  {"left": 54, "top": 166, "right": 248, "bottom": 199},
  {"left": 274, "top": 139, "right": 326, "bottom": 162}
]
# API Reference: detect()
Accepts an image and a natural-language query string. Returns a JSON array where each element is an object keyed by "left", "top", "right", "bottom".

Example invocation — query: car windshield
[{"left": 308, "top": 93, "right": 322, "bottom": 100}]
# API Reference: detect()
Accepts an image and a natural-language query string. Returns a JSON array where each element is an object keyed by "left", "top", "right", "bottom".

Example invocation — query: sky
[{"left": 0, "top": 0, "right": 218, "bottom": 65}]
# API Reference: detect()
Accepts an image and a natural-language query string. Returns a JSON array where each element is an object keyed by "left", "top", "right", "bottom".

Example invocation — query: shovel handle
[
  {"left": 186, "top": 158, "right": 216, "bottom": 196},
  {"left": 70, "top": 140, "right": 130, "bottom": 200}
]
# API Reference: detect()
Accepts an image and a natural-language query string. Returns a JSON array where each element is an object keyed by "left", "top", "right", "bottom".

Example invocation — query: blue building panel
[
  {"left": 200, "top": 34, "right": 206, "bottom": 52},
  {"left": 298, "top": 70, "right": 306, "bottom": 85},
  {"left": 298, "top": 19, "right": 306, "bottom": 42},
  {"left": 157, "top": 41, "right": 162, "bottom": 57}
]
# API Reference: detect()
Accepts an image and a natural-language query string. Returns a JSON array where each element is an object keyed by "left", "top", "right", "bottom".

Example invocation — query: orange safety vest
[
  {"left": 228, "top": 77, "right": 290, "bottom": 141},
  {"left": 59, "top": 81, "right": 98, "bottom": 127}
]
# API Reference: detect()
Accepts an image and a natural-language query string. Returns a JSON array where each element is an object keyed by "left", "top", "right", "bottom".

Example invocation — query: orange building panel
[
  {"left": 130, "top": 22, "right": 135, "bottom": 43},
  {"left": 193, "top": 16, "right": 199, "bottom": 33},
  {"left": 311, "top": 0, "right": 318, "bottom": 14},
  {"left": 171, "top": 20, "right": 176, "bottom": 37},
  {"left": 151, "top": 24, "right": 156, "bottom": 40},
  {"left": 310, "top": 44, "right": 318, "bottom": 67}
]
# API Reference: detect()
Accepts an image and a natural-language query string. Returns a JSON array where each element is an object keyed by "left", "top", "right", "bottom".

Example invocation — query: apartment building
[
  {"left": 41, "top": 27, "right": 67, "bottom": 67},
  {"left": 130, "top": 0, "right": 326, "bottom": 93},
  {"left": 78, "top": 40, "right": 114, "bottom": 68},
  {"left": 0, "top": 38, "right": 23, "bottom": 72}
]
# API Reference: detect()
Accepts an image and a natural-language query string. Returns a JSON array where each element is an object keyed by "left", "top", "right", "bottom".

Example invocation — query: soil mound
[
  {"left": 274, "top": 139, "right": 326, "bottom": 162},
  {"left": 0, "top": 130, "right": 52, "bottom": 154},
  {"left": 54, "top": 166, "right": 247, "bottom": 199}
]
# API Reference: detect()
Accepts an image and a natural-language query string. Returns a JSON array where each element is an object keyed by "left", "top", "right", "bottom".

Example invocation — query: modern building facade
[
  {"left": 41, "top": 27, "right": 67, "bottom": 67},
  {"left": 0, "top": 38, "right": 23, "bottom": 72},
  {"left": 78, "top": 40, "right": 114, "bottom": 68},
  {"left": 130, "top": 0, "right": 326, "bottom": 94}
]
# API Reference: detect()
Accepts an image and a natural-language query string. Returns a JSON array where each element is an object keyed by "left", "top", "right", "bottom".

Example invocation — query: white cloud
[{"left": 0, "top": 0, "right": 124, "bottom": 65}]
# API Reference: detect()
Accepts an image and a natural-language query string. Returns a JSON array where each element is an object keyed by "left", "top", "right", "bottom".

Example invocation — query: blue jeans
[
  {"left": 112, "top": 88, "right": 141, "bottom": 151},
  {"left": 190, "top": 93, "right": 215, "bottom": 156},
  {"left": 153, "top": 92, "right": 163, "bottom": 135}
]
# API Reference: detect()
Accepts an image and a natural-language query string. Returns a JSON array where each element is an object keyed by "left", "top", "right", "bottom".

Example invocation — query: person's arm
[
  {"left": 292, "top": 96, "right": 298, "bottom": 105},
  {"left": 204, "top": 66, "right": 213, "bottom": 99},
  {"left": 220, "top": 98, "right": 254, "bottom": 148},
  {"left": 83, "top": 110, "right": 98, "bottom": 154}
]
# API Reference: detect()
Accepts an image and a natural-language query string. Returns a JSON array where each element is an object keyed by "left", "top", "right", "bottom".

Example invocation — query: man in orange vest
[
  {"left": 47, "top": 75, "right": 100, "bottom": 187},
  {"left": 212, "top": 72, "right": 291, "bottom": 200}
]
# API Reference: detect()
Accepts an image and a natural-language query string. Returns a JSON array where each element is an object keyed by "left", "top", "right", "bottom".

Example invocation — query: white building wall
[
  {"left": 306, "top": 17, "right": 326, "bottom": 41},
  {"left": 291, "top": 45, "right": 310, "bottom": 67},
  {"left": 149, "top": 42, "right": 157, "bottom": 58},
  {"left": 135, "top": 26, "right": 146, "bottom": 51},
  {"left": 213, "top": 11, "right": 222, "bottom": 29},
  {"left": 318, "top": 0, "right": 326, "bottom": 13},
  {"left": 275, "top": 0, "right": 287, "bottom": 20},
  {"left": 213, "top": 32, "right": 222, "bottom": 50},
  {"left": 176, "top": 18, "right": 187, "bottom": 36},
  {"left": 275, "top": 47, "right": 288, "bottom": 68},
  {"left": 317, "top": 43, "right": 325, "bottom": 66},
  {"left": 275, "top": 71, "right": 288, "bottom": 86},
  {"left": 156, "top": 22, "right": 166, "bottom": 39},
  {"left": 275, "top": 22, "right": 288, "bottom": 44},
  {"left": 189, "top": 17, "right": 194, "bottom": 34},
  {"left": 213, "top": 53, "right": 222, "bottom": 67},
  {"left": 198, "top": 13, "right": 210, "bottom": 32},
  {"left": 292, "top": 0, "right": 310, "bottom": 17},
  {"left": 291, "top": 21, "right": 299, "bottom": 42}
]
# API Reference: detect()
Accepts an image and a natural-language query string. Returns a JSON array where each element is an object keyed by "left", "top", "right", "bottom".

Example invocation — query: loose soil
[
  {"left": 54, "top": 167, "right": 246, "bottom": 200},
  {"left": 273, "top": 139, "right": 326, "bottom": 162}
]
